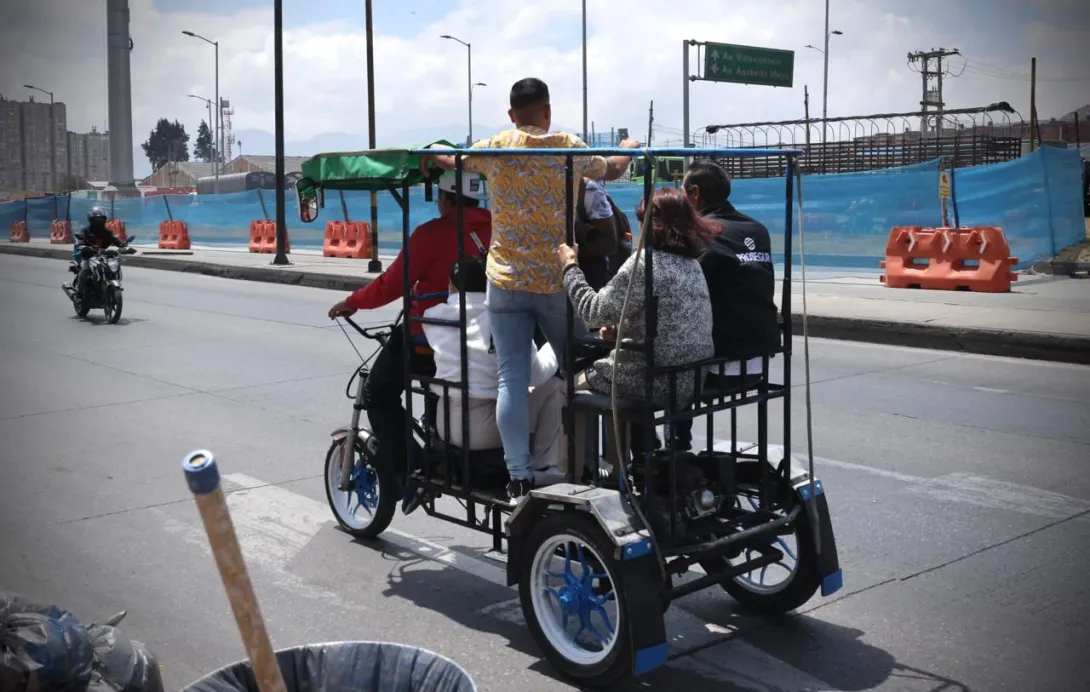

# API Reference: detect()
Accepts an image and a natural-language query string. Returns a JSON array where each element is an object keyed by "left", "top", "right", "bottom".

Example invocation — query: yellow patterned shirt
[{"left": 463, "top": 127, "right": 608, "bottom": 294}]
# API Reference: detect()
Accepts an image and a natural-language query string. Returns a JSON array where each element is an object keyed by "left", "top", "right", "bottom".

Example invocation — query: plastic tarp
[
  {"left": 0, "top": 591, "right": 164, "bottom": 692},
  {"left": 182, "top": 642, "right": 476, "bottom": 692},
  {"left": 297, "top": 141, "right": 456, "bottom": 196}
]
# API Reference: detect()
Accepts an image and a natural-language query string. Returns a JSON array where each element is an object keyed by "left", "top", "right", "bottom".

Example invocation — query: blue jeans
[{"left": 487, "top": 284, "right": 584, "bottom": 481}]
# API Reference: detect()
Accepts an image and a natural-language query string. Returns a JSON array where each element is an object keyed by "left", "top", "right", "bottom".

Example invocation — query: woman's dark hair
[
  {"left": 510, "top": 78, "right": 549, "bottom": 110},
  {"left": 683, "top": 160, "right": 732, "bottom": 206},
  {"left": 439, "top": 189, "right": 480, "bottom": 208},
  {"left": 449, "top": 256, "right": 487, "bottom": 293},
  {"left": 635, "top": 187, "right": 717, "bottom": 258}
]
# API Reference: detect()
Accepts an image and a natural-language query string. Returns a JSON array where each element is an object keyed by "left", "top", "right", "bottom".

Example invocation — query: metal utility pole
[
  {"left": 908, "top": 47, "right": 960, "bottom": 135},
  {"left": 582, "top": 0, "right": 588, "bottom": 142},
  {"left": 272, "top": 0, "right": 290, "bottom": 265},
  {"left": 682, "top": 40, "right": 693, "bottom": 173},
  {"left": 182, "top": 30, "right": 220, "bottom": 192},
  {"left": 365, "top": 0, "right": 381, "bottom": 272}
]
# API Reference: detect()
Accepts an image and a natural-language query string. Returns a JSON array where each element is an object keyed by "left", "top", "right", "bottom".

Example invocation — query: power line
[{"left": 953, "top": 57, "right": 1090, "bottom": 83}]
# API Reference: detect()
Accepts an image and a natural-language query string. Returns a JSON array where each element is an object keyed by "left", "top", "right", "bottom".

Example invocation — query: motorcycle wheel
[
  {"left": 105, "top": 286, "right": 123, "bottom": 324},
  {"left": 74, "top": 288, "right": 90, "bottom": 318}
]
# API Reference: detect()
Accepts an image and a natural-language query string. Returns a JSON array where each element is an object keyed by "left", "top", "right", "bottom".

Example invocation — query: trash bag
[
  {"left": 1, "top": 591, "right": 164, "bottom": 692},
  {"left": 182, "top": 642, "right": 476, "bottom": 692},
  {"left": 0, "top": 592, "right": 94, "bottom": 692},
  {"left": 85, "top": 622, "right": 164, "bottom": 692}
]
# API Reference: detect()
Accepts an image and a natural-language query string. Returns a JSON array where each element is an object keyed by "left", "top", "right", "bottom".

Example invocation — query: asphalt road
[{"left": 1, "top": 252, "right": 1088, "bottom": 692}]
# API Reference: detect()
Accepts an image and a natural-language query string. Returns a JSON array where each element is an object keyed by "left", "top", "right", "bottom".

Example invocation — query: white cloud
[{"left": 1, "top": 0, "right": 1087, "bottom": 178}]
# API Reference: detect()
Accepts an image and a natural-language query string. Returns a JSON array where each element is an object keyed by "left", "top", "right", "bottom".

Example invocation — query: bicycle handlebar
[{"left": 342, "top": 313, "right": 401, "bottom": 341}]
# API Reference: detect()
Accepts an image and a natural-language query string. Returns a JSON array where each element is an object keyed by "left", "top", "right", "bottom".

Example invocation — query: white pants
[{"left": 437, "top": 377, "right": 565, "bottom": 474}]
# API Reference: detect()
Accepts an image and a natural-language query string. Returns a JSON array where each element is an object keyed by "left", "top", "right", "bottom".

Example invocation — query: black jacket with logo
[{"left": 698, "top": 201, "right": 781, "bottom": 361}]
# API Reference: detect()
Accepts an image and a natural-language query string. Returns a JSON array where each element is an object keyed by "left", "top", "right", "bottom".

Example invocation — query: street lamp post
[
  {"left": 187, "top": 94, "right": 214, "bottom": 161},
  {"left": 182, "top": 30, "right": 220, "bottom": 193},
  {"left": 24, "top": 84, "right": 56, "bottom": 192},
  {"left": 441, "top": 35, "right": 475, "bottom": 145},
  {"left": 805, "top": 23, "right": 843, "bottom": 144},
  {"left": 581, "top": 0, "right": 588, "bottom": 142}
]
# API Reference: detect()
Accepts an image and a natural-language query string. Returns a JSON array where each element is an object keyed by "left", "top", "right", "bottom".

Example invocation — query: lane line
[
  {"left": 160, "top": 473, "right": 836, "bottom": 688},
  {"left": 704, "top": 439, "right": 1090, "bottom": 520}
]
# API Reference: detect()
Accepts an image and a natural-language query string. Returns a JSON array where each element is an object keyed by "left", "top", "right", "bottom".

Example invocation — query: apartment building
[
  {"left": 67, "top": 126, "right": 111, "bottom": 183},
  {"left": 0, "top": 95, "right": 109, "bottom": 193}
]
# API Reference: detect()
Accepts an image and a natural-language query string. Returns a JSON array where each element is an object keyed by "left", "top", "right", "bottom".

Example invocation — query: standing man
[
  {"left": 668, "top": 160, "right": 780, "bottom": 452},
  {"left": 419, "top": 77, "right": 638, "bottom": 499}
]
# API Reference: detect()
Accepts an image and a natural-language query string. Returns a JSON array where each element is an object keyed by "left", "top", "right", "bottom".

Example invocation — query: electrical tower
[
  {"left": 220, "top": 98, "right": 235, "bottom": 163},
  {"left": 907, "top": 48, "right": 961, "bottom": 136}
]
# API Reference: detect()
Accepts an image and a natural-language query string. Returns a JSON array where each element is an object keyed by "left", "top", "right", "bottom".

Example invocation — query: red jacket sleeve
[{"left": 343, "top": 224, "right": 431, "bottom": 311}]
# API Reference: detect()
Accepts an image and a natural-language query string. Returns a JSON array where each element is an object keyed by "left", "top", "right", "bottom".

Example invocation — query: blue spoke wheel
[
  {"left": 323, "top": 435, "right": 397, "bottom": 539},
  {"left": 519, "top": 513, "right": 635, "bottom": 687}
]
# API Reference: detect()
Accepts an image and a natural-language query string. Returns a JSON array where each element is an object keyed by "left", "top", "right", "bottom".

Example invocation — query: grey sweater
[{"left": 563, "top": 250, "right": 715, "bottom": 408}]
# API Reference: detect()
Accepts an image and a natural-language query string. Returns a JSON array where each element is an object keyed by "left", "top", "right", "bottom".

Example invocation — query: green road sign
[{"left": 702, "top": 42, "right": 794, "bottom": 88}]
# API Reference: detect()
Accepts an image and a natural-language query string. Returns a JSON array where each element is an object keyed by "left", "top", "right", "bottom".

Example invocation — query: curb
[
  {"left": 0, "top": 242, "right": 372, "bottom": 292},
  {"left": 4, "top": 242, "right": 1088, "bottom": 365},
  {"left": 1031, "top": 259, "right": 1090, "bottom": 277}
]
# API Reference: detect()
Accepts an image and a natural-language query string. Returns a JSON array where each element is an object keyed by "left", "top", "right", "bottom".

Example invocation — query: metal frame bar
[{"left": 368, "top": 143, "right": 806, "bottom": 569}]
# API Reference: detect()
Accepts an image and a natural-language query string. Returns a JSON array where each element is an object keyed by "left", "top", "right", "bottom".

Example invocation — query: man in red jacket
[{"left": 328, "top": 171, "right": 492, "bottom": 483}]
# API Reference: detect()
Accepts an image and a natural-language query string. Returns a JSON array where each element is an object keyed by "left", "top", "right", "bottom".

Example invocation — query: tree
[
  {"left": 194, "top": 120, "right": 214, "bottom": 162},
  {"left": 141, "top": 118, "right": 190, "bottom": 171}
]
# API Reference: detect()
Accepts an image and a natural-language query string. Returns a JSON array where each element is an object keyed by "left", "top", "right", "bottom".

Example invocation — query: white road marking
[
  {"left": 708, "top": 440, "right": 1090, "bottom": 520},
  {"left": 158, "top": 472, "right": 836, "bottom": 687}
]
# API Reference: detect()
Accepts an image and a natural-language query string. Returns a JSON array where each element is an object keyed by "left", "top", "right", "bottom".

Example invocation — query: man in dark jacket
[
  {"left": 667, "top": 160, "right": 780, "bottom": 451},
  {"left": 71, "top": 206, "right": 127, "bottom": 296}
]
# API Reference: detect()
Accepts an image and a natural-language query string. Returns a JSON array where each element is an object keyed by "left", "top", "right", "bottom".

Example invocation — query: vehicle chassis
[{"left": 300, "top": 144, "right": 843, "bottom": 687}]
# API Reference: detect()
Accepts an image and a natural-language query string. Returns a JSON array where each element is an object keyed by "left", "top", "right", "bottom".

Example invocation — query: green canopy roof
[{"left": 297, "top": 140, "right": 455, "bottom": 197}]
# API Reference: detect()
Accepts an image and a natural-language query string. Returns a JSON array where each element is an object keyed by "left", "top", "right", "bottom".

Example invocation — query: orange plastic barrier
[
  {"left": 879, "top": 226, "right": 1018, "bottom": 293},
  {"left": 248, "top": 220, "right": 289, "bottom": 254},
  {"left": 50, "top": 220, "right": 72, "bottom": 244},
  {"left": 106, "top": 219, "right": 128, "bottom": 243},
  {"left": 9, "top": 220, "right": 29, "bottom": 243},
  {"left": 158, "top": 220, "right": 192, "bottom": 250},
  {"left": 322, "top": 220, "right": 372, "bottom": 259}
]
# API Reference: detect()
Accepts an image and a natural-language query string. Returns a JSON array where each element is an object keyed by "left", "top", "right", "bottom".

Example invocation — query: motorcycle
[{"left": 62, "top": 239, "right": 138, "bottom": 324}]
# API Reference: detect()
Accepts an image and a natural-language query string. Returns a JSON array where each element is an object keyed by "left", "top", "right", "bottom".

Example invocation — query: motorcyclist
[{"left": 71, "top": 206, "right": 126, "bottom": 295}]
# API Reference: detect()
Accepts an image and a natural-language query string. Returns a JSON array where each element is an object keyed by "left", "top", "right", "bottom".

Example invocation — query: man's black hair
[
  {"left": 450, "top": 257, "right": 487, "bottom": 293},
  {"left": 510, "top": 78, "right": 550, "bottom": 110},
  {"left": 684, "top": 160, "right": 732, "bottom": 205},
  {"left": 439, "top": 189, "right": 480, "bottom": 208}
]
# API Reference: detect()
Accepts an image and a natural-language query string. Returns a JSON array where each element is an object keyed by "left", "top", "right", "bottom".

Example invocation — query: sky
[{"left": 1, "top": 0, "right": 1088, "bottom": 179}]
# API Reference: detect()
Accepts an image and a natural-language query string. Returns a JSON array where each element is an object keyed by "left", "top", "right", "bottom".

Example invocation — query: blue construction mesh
[{"left": 2, "top": 148, "right": 1083, "bottom": 269}]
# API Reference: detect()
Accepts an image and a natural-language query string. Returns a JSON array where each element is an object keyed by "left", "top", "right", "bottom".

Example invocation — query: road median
[{"left": 4, "top": 242, "right": 1087, "bottom": 365}]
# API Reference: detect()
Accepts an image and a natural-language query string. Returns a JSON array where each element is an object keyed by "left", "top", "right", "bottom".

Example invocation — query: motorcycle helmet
[{"left": 88, "top": 206, "right": 107, "bottom": 221}]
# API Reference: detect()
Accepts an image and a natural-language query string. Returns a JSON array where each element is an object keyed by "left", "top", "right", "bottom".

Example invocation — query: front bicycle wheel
[{"left": 323, "top": 436, "right": 397, "bottom": 539}]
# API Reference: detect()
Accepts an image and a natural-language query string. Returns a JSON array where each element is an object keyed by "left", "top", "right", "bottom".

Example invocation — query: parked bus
[{"left": 196, "top": 171, "right": 275, "bottom": 196}]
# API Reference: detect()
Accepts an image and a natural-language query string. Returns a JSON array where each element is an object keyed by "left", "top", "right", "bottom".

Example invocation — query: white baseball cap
[{"left": 438, "top": 170, "right": 486, "bottom": 200}]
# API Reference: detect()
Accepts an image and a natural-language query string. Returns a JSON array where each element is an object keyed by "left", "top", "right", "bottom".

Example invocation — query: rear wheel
[
  {"left": 520, "top": 512, "right": 632, "bottom": 687},
  {"left": 73, "top": 289, "right": 90, "bottom": 318},
  {"left": 700, "top": 492, "right": 821, "bottom": 614},
  {"left": 324, "top": 436, "right": 397, "bottom": 539},
  {"left": 105, "top": 287, "right": 123, "bottom": 324}
]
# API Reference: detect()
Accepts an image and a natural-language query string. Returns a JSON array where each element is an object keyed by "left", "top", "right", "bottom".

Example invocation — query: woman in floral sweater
[{"left": 557, "top": 187, "right": 717, "bottom": 465}]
